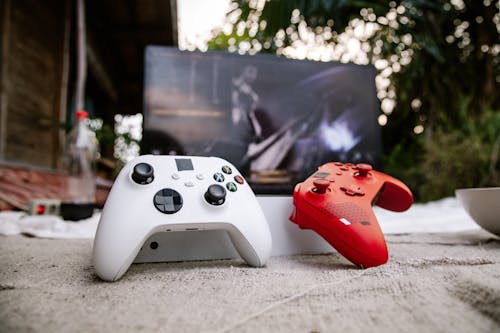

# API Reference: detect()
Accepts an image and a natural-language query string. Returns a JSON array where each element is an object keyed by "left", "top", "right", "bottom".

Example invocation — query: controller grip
[
  {"left": 225, "top": 227, "right": 266, "bottom": 267},
  {"left": 93, "top": 244, "right": 141, "bottom": 281},
  {"left": 93, "top": 230, "right": 149, "bottom": 281},
  {"left": 92, "top": 209, "right": 153, "bottom": 281},
  {"left": 291, "top": 201, "right": 388, "bottom": 268}
]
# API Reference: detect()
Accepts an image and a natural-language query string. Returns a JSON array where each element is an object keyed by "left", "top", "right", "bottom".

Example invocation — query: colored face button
[
  {"left": 222, "top": 165, "right": 232, "bottom": 174},
  {"left": 213, "top": 173, "right": 225, "bottom": 182},
  {"left": 226, "top": 182, "right": 237, "bottom": 192},
  {"left": 234, "top": 175, "right": 244, "bottom": 185}
]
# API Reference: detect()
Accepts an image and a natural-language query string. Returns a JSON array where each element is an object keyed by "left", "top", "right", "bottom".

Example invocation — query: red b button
[{"left": 234, "top": 175, "right": 244, "bottom": 185}]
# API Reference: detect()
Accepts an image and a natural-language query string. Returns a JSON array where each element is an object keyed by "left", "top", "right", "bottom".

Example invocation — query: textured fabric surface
[{"left": 1, "top": 230, "right": 499, "bottom": 333}]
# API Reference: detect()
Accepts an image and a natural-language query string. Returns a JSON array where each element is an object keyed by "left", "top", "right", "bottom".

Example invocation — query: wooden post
[
  {"left": 75, "top": 0, "right": 86, "bottom": 112},
  {"left": 53, "top": 0, "right": 72, "bottom": 169},
  {"left": 0, "top": 0, "right": 11, "bottom": 160}
]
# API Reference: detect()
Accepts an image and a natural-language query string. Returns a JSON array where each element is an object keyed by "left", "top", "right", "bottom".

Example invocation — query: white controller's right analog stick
[{"left": 205, "top": 184, "right": 226, "bottom": 205}]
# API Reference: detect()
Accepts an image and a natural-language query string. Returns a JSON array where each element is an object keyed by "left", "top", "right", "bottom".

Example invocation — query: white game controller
[{"left": 92, "top": 155, "right": 273, "bottom": 281}]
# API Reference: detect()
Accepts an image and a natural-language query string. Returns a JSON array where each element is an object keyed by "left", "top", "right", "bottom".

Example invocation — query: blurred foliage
[
  {"left": 385, "top": 107, "right": 500, "bottom": 201},
  {"left": 207, "top": 0, "right": 499, "bottom": 201},
  {"left": 93, "top": 123, "right": 115, "bottom": 154},
  {"left": 88, "top": 118, "right": 140, "bottom": 164}
]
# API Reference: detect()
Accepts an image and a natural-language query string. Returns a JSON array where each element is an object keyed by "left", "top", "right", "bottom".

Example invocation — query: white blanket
[{"left": 0, "top": 197, "right": 479, "bottom": 240}]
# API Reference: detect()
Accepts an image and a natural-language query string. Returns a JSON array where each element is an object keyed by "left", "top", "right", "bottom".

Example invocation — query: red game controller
[{"left": 290, "top": 162, "right": 413, "bottom": 268}]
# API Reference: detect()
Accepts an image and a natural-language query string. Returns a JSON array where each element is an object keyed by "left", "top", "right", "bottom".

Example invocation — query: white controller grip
[
  {"left": 224, "top": 205, "right": 272, "bottom": 267},
  {"left": 92, "top": 208, "right": 153, "bottom": 281}
]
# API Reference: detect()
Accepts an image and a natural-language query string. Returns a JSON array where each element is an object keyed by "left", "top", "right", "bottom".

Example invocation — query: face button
[
  {"left": 312, "top": 179, "right": 330, "bottom": 194},
  {"left": 340, "top": 185, "right": 365, "bottom": 196},
  {"left": 340, "top": 166, "right": 349, "bottom": 171},
  {"left": 222, "top": 165, "right": 232, "bottom": 174},
  {"left": 171, "top": 173, "right": 180, "bottom": 180},
  {"left": 336, "top": 171, "right": 342, "bottom": 176},
  {"left": 204, "top": 184, "right": 227, "bottom": 205},
  {"left": 226, "top": 182, "right": 237, "bottom": 192},
  {"left": 196, "top": 174, "right": 204, "bottom": 180},
  {"left": 213, "top": 173, "right": 225, "bottom": 182},
  {"left": 356, "top": 163, "right": 373, "bottom": 177},
  {"left": 153, "top": 188, "right": 183, "bottom": 214},
  {"left": 334, "top": 162, "right": 343, "bottom": 166},
  {"left": 234, "top": 175, "right": 244, "bottom": 185},
  {"left": 132, "top": 163, "right": 154, "bottom": 185}
]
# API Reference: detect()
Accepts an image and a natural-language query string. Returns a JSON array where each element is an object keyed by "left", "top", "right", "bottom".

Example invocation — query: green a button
[{"left": 226, "top": 182, "right": 237, "bottom": 192}]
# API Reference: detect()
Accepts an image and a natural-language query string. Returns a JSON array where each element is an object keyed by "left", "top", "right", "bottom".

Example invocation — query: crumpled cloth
[
  {"left": 0, "top": 211, "right": 100, "bottom": 239},
  {"left": 374, "top": 197, "right": 479, "bottom": 233}
]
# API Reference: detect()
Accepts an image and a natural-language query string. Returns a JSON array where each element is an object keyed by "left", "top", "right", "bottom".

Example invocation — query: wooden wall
[
  {"left": 0, "top": 0, "right": 177, "bottom": 169},
  {"left": 0, "top": 0, "right": 69, "bottom": 169}
]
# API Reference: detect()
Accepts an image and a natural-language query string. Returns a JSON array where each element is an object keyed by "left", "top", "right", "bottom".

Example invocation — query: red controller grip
[{"left": 291, "top": 197, "right": 388, "bottom": 268}]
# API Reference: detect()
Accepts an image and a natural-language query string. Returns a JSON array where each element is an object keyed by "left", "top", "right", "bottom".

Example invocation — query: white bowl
[{"left": 455, "top": 187, "right": 500, "bottom": 237}]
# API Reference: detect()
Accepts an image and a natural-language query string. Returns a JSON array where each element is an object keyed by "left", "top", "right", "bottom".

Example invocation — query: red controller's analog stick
[
  {"left": 313, "top": 179, "right": 330, "bottom": 194},
  {"left": 356, "top": 163, "right": 372, "bottom": 177}
]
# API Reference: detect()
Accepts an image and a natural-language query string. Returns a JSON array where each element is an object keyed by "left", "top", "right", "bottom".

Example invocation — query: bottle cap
[{"left": 76, "top": 110, "right": 89, "bottom": 119}]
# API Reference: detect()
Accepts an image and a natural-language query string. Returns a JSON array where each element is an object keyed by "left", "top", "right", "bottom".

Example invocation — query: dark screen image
[{"left": 143, "top": 47, "right": 381, "bottom": 194}]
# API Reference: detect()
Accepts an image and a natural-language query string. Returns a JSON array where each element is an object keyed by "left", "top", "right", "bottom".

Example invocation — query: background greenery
[{"left": 205, "top": 0, "right": 499, "bottom": 201}]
